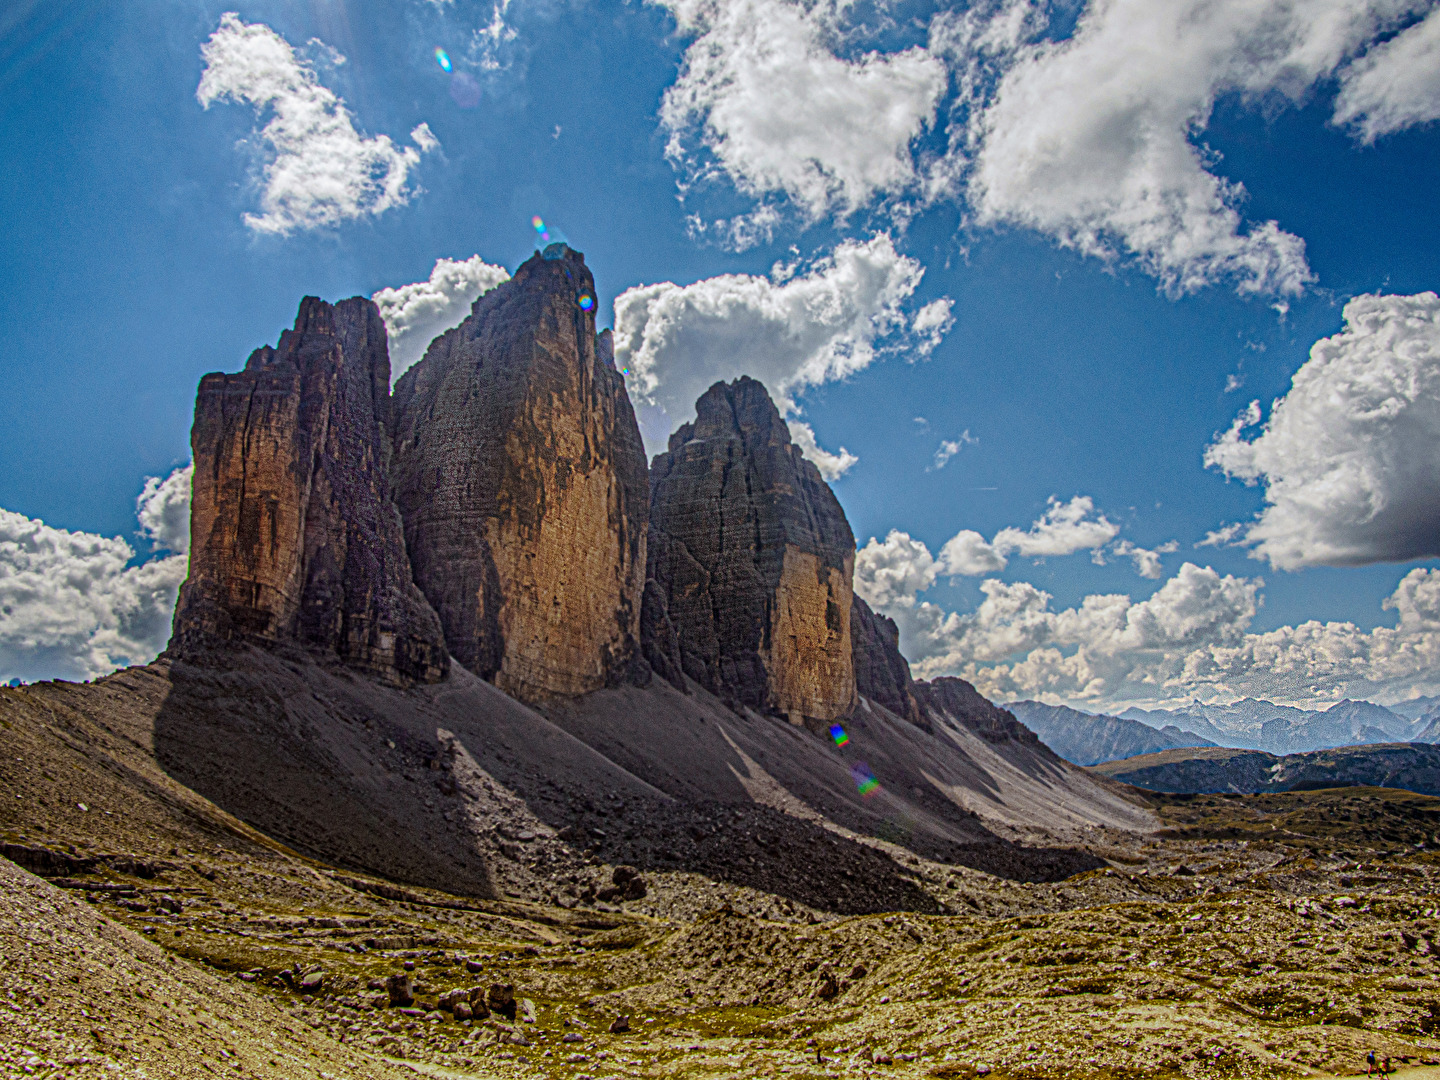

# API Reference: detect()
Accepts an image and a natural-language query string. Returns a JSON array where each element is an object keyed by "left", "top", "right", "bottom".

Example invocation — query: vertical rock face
[
  {"left": 390, "top": 246, "right": 649, "bottom": 702},
  {"left": 173, "top": 297, "right": 448, "bottom": 686},
  {"left": 646, "top": 377, "right": 856, "bottom": 725},
  {"left": 850, "top": 595, "right": 923, "bottom": 726}
]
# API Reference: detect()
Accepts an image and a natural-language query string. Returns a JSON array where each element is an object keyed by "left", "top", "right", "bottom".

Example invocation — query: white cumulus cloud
[
  {"left": 861, "top": 538, "right": 1440, "bottom": 706},
  {"left": 372, "top": 255, "right": 511, "bottom": 379},
  {"left": 137, "top": 465, "right": 193, "bottom": 555},
  {"left": 197, "top": 13, "right": 439, "bottom": 235},
  {"left": 657, "top": 0, "right": 946, "bottom": 230},
  {"left": 856, "top": 496, "right": 1125, "bottom": 603},
  {"left": 1334, "top": 6, "right": 1440, "bottom": 141},
  {"left": 926, "top": 0, "right": 1440, "bottom": 298},
  {"left": 939, "top": 0, "right": 1414, "bottom": 297},
  {"left": 0, "top": 466, "right": 192, "bottom": 684},
  {"left": 1108, "top": 539, "right": 1180, "bottom": 580},
  {"left": 853, "top": 530, "right": 938, "bottom": 609},
  {"left": 786, "top": 421, "right": 858, "bottom": 480},
  {"left": 1205, "top": 291, "right": 1440, "bottom": 570},
  {"left": 989, "top": 495, "right": 1120, "bottom": 560},
  {"left": 612, "top": 234, "right": 950, "bottom": 453}
]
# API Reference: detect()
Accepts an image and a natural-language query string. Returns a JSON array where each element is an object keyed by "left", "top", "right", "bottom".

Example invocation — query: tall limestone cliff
[
  {"left": 173, "top": 296, "right": 448, "bottom": 686},
  {"left": 390, "top": 246, "right": 649, "bottom": 702},
  {"left": 646, "top": 377, "right": 856, "bottom": 725}
]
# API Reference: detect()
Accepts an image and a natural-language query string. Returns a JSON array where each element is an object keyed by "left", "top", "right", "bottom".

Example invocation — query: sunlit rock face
[
  {"left": 390, "top": 246, "right": 649, "bottom": 702},
  {"left": 646, "top": 377, "right": 857, "bottom": 727},
  {"left": 174, "top": 296, "right": 448, "bottom": 686}
]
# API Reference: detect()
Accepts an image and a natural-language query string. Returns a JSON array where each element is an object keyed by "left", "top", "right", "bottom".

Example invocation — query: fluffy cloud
[
  {"left": 786, "top": 421, "right": 858, "bottom": 480},
  {"left": 856, "top": 496, "right": 1126, "bottom": 602},
  {"left": 936, "top": 561, "right": 1266, "bottom": 695},
  {"left": 941, "top": 0, "right": 1416, "bottom": 296},
  {"left": 989, "top": 495, "right": 1119, "bottom": 560},
  {"left": 1108, "top": 539, "right": 1180, "bottom": 580},
  {"left": 372, "top": 256, "right": 510, "bottom": 379},
  {"left": 0, "top": 466, "right": 192, "bottom": 684},
  {"left": 657, "top": 0, "right": 946, "bottom": 228},
  {"left": 1205, "top": 291, "right": 1440, "bottom": 570},
  {"left": 861, "top": 536, "right": 1440, "bottom": 707},
  {"left": 612, "top": 234, "right": 949, "bottom": 451},
  {"left": 1334, "top": 6, "right": 1440, "bottom": 141},
  {"left": 852, "top": 530, "right": 938, "bottom": 609},
  {"left": 197, "top": 13, "right": 438, "bottom": 235},
  {"left": 136, "top": 465, "right": 193, "bottom": 555},
  {"left": 937, "top": 0, "right": 1440, "bottom": 297}
]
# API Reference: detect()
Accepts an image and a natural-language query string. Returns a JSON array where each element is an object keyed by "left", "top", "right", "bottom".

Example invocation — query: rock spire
[
  {"left": 645, "top": 377, "right": 857, "bottom": 726},
  {"left": 390, "top": 246, "right": 650, "bottom": 702},
  {"left": 173, "top": 296, "right": 448, "bottom": 686}
]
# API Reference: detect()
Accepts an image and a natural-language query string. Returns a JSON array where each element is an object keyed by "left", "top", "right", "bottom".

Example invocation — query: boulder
[
  {"left": 485, "top": 983, "right": 516, "bottom": 1019},
  {"left": 391, "top": 246, "right": 649, "bottom": 702},
  {"left": 386, "top": 973, "right": 415, "bottom": 1007}
]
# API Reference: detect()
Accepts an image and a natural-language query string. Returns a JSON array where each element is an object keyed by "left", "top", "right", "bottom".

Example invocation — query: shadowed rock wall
[
  {"left": 173, "top": 296, "right": 448, "bottom": 687},
  {"left": 851, "top": 594, "right": 924, "bottom": 726},
  {"left": 390, "top": 246, "right": 649, "bottom": 702},
  {"left": 646, "top": 377, "right": 856, "bottom": 726}
]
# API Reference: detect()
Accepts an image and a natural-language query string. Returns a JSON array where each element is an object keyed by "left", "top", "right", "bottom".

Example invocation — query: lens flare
[
  {"left": 435, "top": 48, "right": 452, "bottom": 72},
  {"left": 829, "top": 724, "right": 849, "bottom": 747},
  {"left": 850, "top": 761, "right": 881, "bottom": 798},
  {"left": 578, "top": 293, "right": 595, "bottom": 311},
  {"left": 532, "top": 215, "right": 551, "bottom": 243}
]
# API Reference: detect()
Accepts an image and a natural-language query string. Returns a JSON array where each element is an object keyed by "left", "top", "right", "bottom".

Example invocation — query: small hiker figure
[
  {"left": 1383, "top": 1057, "right": 1392, "bottom": 1075},
  {"left": 1367, "top": 1051, "right": 1377, "bottom": 1075}
]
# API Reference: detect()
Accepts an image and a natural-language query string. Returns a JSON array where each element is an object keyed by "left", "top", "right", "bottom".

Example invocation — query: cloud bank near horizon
[{"left": 0, "top": 466, "right": 192, "bottom": 684}]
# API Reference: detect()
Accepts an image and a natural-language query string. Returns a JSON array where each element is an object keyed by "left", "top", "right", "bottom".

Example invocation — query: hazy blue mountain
[
  {"left": 1006, "top": 701, "right": 1216, "bottom": 767},
  {"left": 1120, "top": 697, "right": 1411, "bottom": 755},
  {"left": 1388, "top": 696, "right": 1440, "bottom": 722},
  {"left": 1117, "top": 705, "right": 1260, "bottom": 750}
]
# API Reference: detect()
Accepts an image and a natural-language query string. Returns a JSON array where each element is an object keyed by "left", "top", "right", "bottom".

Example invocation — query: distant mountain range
[
  {"left": 1118, "top": 697, "right": 1440, "bottom": 755},
  {"left": 1004, "top": 694, "right": 1440, "bottom": 766},
  {"left": 1005, "top": 701, "right": 1216, "bottom": 766}
]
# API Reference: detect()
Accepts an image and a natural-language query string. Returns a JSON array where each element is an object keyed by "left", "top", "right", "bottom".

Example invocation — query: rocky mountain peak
[
  {"left": 672, "top": 375, "right": 790, "bottom": 450},
  {"left": 645, "top": 377, "right": 856, "bottom": 728},
  {"left": 172, "top": 295, "right": 448, "bottom": 686},
  {"left": 391, "top": 246, "right": 649, "bottom": 703}
]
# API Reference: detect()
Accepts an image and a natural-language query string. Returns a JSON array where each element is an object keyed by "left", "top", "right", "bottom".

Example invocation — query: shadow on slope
[{"left": 151, "top": 647, "right": 947, "bottom": 913}]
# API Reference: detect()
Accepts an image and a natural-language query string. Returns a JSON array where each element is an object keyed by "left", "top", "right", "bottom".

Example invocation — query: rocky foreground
[{"left": 4, "top": 761, "right": 1440, "bottom": 1080}]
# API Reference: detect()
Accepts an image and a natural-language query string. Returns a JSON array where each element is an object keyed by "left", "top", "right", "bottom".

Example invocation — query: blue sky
[{"left": 2, "top": 0, "right": 1439, "bottom": 707}]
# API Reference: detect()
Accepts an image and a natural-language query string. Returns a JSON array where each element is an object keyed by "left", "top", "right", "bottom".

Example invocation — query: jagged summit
[
  {"left": 390, "top": 246, "right": 649, "bottom": 703},
  {"left": 646, "top": 376, "right": 857, "bottom": 728},
  {"left": 172, "top": 294, "right": 447, "bottom": 687}
]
